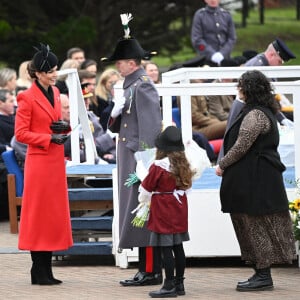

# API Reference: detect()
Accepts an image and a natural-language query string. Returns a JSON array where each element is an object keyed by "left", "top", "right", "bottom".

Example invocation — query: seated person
[
  {"left": 94, "top": 68, "right": 122, "bottom": 131},
  {"left": 10, "top": 136, "right": 26, "bottom": 170},
  {"left": 206, "top": 79, "right": 235, "bottom": 121},
  {"left": 177, "top": 86, "right": 227, "bottom": 141},
  {"left": 0, "top": 89, "right": 15, "bottom": 220},
  {"left": 192, "top": 131, "right": 217, "bottom": 163},
  {"left": 82, "top": 84, "right": 116, "bottom": 164}
]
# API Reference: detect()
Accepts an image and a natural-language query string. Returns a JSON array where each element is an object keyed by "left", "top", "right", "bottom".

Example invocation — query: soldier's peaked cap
[{"left": 272, "top": 38, "right": 296, "bottom": 62}]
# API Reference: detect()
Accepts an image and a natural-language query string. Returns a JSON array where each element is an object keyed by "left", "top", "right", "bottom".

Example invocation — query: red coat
[
  {"left": 15, "top": 82, "right": 73, "bottom": 251},
  {"left": 142, "top": 160, "right": 188, "bottom": 234}
]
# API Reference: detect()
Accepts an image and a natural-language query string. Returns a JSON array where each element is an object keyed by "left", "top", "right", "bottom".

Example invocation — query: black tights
[{"left": 161, "top": 243, "right": 185, "bottom": 280}]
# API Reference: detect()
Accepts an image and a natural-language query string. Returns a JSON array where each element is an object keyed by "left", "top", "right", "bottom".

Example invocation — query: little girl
[{"left": 138, "top": 126, "right": 195, "bottom": 298}]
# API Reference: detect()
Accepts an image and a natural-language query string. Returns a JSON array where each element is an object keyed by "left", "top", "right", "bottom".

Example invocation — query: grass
[{"left": 154, "top": 7, "right": 300, "bottom": 68}]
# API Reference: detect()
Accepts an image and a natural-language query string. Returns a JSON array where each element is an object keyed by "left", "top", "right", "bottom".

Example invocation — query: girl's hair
[
  {"left": 95, "top": 68, "right": 121, "bottom": 101},
  {"left": 237, "top": 70, "right": 278, "bottom": 114},
  {"left": 156, "top": 149, "right": 195, "bottom": 190}
]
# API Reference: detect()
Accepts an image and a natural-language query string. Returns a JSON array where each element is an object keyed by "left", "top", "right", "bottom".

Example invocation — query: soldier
[
  {"left": 226, "top": 38, "right": 296, "bottom": 130},
  {"left": 245, "top": 38, "right": 296, "bottom": 67},
  {"left": 102, "top": 13, "right": 163, "bottom": 286},
  {"left": 191, "top": 0, "right": 236, "bottom": 65},
  {"left": 218, "top": 38, "right": 296, "bottom": 161}
]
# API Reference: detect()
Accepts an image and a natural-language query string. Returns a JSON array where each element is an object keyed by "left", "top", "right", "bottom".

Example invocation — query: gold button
[{"left": 122, "top": 137, "right": 126, "bottom": 142}]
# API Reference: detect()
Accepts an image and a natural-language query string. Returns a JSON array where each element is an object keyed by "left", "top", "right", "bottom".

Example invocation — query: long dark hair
[
  {"left": 237, "top": 70, "right": 278, "bottom": 114},
  {"left": 156, "top": 150, "right": 195, "bottom": 190}
]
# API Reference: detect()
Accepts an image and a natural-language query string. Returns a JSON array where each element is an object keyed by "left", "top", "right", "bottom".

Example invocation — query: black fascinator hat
[
  {"left": 155, "top": 126, "right": 184, "bottom": 152},
  {"left": 32, "top": 43, "right": 58, "bottom": 72}
]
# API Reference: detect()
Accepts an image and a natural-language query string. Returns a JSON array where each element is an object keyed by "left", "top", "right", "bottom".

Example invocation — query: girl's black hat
[{"left": 155, "top": 126, "right": 184, "bottom": 152}]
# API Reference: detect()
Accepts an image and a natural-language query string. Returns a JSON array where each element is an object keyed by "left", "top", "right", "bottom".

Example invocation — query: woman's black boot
[
  {"left": 175, "top": 277, "right": 185, "bottom": 296},
  {"left": 44, "top": 251, "right": 62, "bottom": 284},
  {"left": 236, "top": 267, "right": 273, "bottom": 292},
  {"left": 149, "top": 279, "right": 177, "bottom": 298},
  {"left": 237, "top": 266, "right": 257, "bottom": 285},
  {"left": 30, "top": 251, "right": 55, "bottom": 285}
]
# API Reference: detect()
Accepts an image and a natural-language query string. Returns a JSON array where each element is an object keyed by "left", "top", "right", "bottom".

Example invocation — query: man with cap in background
[
  {"left": 102, "top": 13, "right": 163, "bottom": 286},
  {"left": 218, "top": 38, "right": 296, "bottom": 160},
  {"left": 245, "top": 38, "right": 296, "bottom": 67}
]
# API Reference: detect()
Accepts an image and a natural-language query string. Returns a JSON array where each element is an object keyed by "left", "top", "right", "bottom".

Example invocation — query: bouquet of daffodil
[{"left": 131, "top": 187, "right": 152, "bottom": 228}]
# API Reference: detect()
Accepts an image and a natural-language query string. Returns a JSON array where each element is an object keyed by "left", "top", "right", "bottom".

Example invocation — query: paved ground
[{"left": 1, "top": 220, "right": 300, "bottom": 300}]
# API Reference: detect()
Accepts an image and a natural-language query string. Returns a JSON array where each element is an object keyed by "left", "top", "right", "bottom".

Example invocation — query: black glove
[
  {"left": 51, "top": 134, "right": 69, "bottom": 145},
  {"left": 50, "top": 120, "right": 70, "bottom": 133}
]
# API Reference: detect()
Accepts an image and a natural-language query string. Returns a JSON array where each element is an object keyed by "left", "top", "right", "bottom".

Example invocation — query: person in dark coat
[
  {"left": 102, "top": 13, "right": 163, "bottom": 286},
  {"left": 191, "top": 0, "right": 236, "bottom": 65},
  {"left": 0, "top": 88, "right": 15, "bottom": 219},
  {"left": 0, "top": 89, "right": 15, "bottom": 152},
  {"left": 216, "top": 70, "right": 296, "bottom": 292}
]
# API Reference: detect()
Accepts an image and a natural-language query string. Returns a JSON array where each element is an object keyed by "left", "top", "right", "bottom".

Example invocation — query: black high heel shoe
[
  {"left": 45, "top": 251, "right": 62, "bottom": 284},
  {"left": 48, "top": 271, "right": 62, "bottom": 284}
]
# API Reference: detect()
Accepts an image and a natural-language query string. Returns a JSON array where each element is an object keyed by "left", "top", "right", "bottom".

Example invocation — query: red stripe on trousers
[{"left": 145, "top": 246, "right": 153, "bottom": 273}]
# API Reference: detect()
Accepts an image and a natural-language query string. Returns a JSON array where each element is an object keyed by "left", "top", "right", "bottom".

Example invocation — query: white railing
[
  {"left": 157, "top": 66, "right": 300, "bottom": 178},
  {"left": 57, "top": 68, "right": 98, "bottom": 165},
  {"left": 62, "top": 66, "right": 300, "bottom": 177}
]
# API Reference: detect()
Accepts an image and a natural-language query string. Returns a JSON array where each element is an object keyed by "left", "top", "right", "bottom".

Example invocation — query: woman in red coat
[{"left": 15, "top": 43, "right": 73, "bottom": 285}]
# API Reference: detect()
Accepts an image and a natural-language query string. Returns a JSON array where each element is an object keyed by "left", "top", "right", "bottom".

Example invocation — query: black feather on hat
[
  {"left": 33, "top": 43, "right": 58, "bottom": 72},
  {"left": 101, "top": 13, "right": 156, "bottom": 62},
  {"left": 155, "top": 126, "right": 184, "bottom": 152}
]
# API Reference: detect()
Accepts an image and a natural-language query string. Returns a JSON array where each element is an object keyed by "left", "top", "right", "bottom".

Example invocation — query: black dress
[{"left": 219, "top": 107, "right": 296, "bottom": 268}]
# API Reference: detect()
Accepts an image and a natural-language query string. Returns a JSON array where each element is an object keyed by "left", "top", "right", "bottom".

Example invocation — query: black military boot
[
  {"left": 174, "top": 277, "right": 185, "bottom": 296},
  {"left": 237, "top": 266, "right": 257, "bottom": 285},
  {"left": 236, "top": 267, "right": 273, "bottom": 292},
  {"left": 149, "top": 279, "right": 177, "bottom": 298}
]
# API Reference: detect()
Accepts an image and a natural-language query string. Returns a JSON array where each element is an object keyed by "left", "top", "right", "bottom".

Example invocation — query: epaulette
[{"left": 141, "top": 75, "right": 149, "bottom": 82}]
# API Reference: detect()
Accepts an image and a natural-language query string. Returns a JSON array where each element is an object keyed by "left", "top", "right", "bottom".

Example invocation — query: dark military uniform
[
  {"left": 112, "top": 67, "right": 162, "bottom": 283},
  {"left": 191, "top": 5, "right": 236, "bottom": 61},
  {"left": 245, "top": 53, "right": 269, "bottom": 66},
  {"left": 117, "top": 67, "right": 162, "bottom": 249},
  {"left": 103, "top": 13, "right": 163, "bottom": 286}
]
